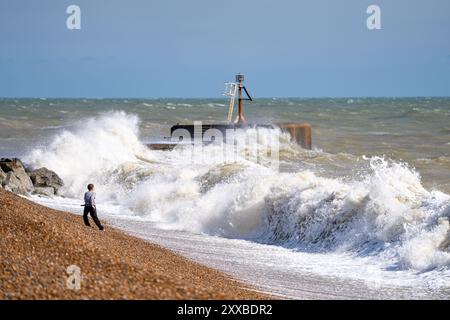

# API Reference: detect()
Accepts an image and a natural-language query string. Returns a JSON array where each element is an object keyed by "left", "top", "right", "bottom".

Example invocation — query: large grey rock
[
  {"left": 0, "top": 158, "right": 26, "bottom": 172},
  {"left": 32, "top": 187, "right": 56, "bottom": 197},
  {"left": 0, "top": 167, "right": 6, "bottom": 187},
  {"left": 0, "top": 158, "right": 33, "bottom": 194},
  {"left": 28, "top": 167, "right": 64, "bottom": 194},
  {"left": 2, "top": 171, "right": 32, "bottom": 194}
]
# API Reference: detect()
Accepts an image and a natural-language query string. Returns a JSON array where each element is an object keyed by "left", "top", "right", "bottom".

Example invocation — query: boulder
[
  {"left": 0, "top": 158, "right": 33, "bottom": 194},
  {"left": 0, "top": 158, "right": 28, "bottom": 172},
  {"left": 32, "top": 187, "right": 56, "bottom": 197},
  {"left": 2, "top": 171, "right": 32, "bottom": 194},
  {"left": 0, "top": 167, "right": 6, "bottom": 187},
  {"left": 28, "top": 167, "right": 64, "bottom": 194}
]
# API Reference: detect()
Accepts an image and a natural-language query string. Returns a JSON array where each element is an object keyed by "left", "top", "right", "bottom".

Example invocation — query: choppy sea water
[{"left": 1, "top": 98, "right": 450, "bottom": 299}]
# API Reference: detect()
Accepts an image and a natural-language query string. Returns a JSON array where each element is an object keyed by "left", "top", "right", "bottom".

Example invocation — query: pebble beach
[{"left": 0, "top": 188, "right": 269, "bottom": 300}]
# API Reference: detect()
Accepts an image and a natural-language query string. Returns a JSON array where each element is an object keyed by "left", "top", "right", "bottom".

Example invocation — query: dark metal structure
[{"left": 147, "top": 74, "right": 313, "bottom": 150}]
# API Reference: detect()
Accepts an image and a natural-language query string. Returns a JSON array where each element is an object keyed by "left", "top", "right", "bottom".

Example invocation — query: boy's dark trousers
[{"left": 83, "top": 205, "right": 104, "bottom": 230}]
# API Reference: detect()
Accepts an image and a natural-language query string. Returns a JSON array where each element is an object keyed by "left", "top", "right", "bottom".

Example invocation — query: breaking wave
[{"left": 24, "top": 111, "right": 450, "bottom": 271}]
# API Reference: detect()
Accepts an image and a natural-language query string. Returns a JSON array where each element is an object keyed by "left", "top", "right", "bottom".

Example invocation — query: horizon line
[{"left": 1, "top": 96, "right": 450, "bottom": 100}]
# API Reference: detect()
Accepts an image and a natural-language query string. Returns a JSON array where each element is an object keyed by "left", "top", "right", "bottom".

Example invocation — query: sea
[{"left": 1, "top": 97, "right": 449, "bottom": 299}]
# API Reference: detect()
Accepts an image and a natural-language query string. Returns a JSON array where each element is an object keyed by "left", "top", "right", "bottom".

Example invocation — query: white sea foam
[
  {"left": 25, "top": 111, "right": 155, "bottom": 198},
  {"left": 24, "top": 112, "right": 450, "bottom": 272}
]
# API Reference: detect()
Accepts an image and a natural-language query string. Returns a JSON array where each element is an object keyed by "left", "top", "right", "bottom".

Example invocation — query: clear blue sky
[{"left": 1, "top": 0, "right": 449, "bottom": 98}]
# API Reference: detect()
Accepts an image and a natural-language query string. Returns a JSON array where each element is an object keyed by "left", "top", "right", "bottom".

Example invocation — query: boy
[{"left": 83, "top": 184, "right": 104, "bottom": 231}]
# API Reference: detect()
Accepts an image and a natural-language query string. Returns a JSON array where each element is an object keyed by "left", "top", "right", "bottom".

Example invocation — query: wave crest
[{"left": 24, "top": 112, "right": 450, "bottom": 271}]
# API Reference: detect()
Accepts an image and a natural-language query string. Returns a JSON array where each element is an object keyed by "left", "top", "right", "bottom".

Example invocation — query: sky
[{"left": 0, "top": 0, "right": 449, "bottom": 98}]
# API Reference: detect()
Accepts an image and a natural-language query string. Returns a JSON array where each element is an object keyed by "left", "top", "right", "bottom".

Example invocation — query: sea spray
[
  {"left": 24, "top": 111, "right": 154, "bottom": 198},
  {"left": 23, "top": 111, "right": 450, "bottom": 271}
]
